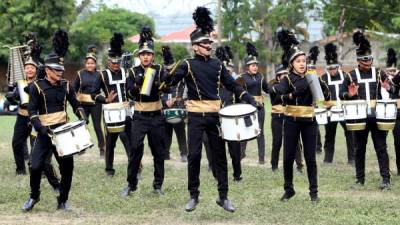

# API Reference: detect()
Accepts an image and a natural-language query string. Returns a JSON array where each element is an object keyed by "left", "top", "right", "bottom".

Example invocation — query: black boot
[
  {"left": 280, "top": 191, "right": 295, "bottom": 202},
  {"left": 216, "top": 198, "right": 235, "bottom": 212},
  {"left": 121, "top": 185, "right": 137, "bottom": 197},
  {"left": 21, "top": 197, "right": 39, "bottom": 212},
  {"left": 185, "top": 198, "right": 199, "bottom": 212}
]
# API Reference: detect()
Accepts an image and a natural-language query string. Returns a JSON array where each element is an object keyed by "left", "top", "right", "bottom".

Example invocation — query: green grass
[{"left": 0, "top": 102, "right": 400, "bottom": 225}]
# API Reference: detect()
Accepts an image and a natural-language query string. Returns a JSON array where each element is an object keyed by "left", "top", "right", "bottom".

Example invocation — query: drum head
[
  {"left": 219, "top": 104, "right": 256, "bottom": 117},
  {"left": 53, "top": 121, "right": 84, "bottom": 134}
]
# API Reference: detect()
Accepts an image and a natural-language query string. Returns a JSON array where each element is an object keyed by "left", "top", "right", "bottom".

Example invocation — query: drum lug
[
  {"left": 236, "top": 133, "right": 240, "bottom": 140},
  {"left": 235, "top": 118, "right": 239, "bottom": 125}
]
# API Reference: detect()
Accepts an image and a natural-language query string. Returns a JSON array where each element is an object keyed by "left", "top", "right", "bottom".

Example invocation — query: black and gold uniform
[
  {"left": 268, "top": 65, "right": 303, "bottom": 172},
  {"left": 73, "top": 45, "right": 105, "bottom": 156},
  {"left": 272, "top": 28, "right": 319, "bottom": 203},
  {"left": 238, "top": 42, "right": 267, "bottom": 164},
  {"left": 122, "top": 27, "right": 167, "bottom": 196},
  {"left": 164, "top": 7, "right": 258, "bottom": 212},
  {"left": 91, "top": 33, "right": 131, "bottom": 176},
  {"left": 22, "top": 29, "right": 86, "bottom": 212},
  {"left": 340, "top": 31, "right": 391, "bottom": 189},
  {"left": 320, "top": 43, "right": 355, "bottom": 164}
]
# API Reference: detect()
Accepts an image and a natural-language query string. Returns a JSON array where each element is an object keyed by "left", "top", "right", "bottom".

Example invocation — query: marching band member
[
  {"left": 320, "top": 43, "right": 355, "bottom": 164},
  {"left": 91, "top": 33, "right": 130, "bottom": 177},
  {"left": 387, "top": 49, "right": 400, "bottom": 175},
  {"left": 73, "top": 45, "right": 105, "bottom": 157},
  {"left": 268, "top": 65, "right": 304, "bottom": 173},
  {"left": 238, "top": 43, "right": 267, "bottom": 164},
  {"left": 216, "top": 45, "right": 243, "bottom": 182},
  {"left": 161, "top": 45, "right": 188, "bottom": 162},
  {"left": 7, "top": 34, "right": 60, "bottom": 191},
  {"left": 122, "top": 26, "right": 167, "bottom": 197},
  {"left": 272, "top": 28, "right": 319, "bottom": 203},
  {"left": 164, "top": 7, "right": 258, "bottom": 212},
  {"left": 340, "top": 31, "right": 392, "bottom": 189},
  {"left": 22, "top": 29, "right": 87, "bottom": 211}
]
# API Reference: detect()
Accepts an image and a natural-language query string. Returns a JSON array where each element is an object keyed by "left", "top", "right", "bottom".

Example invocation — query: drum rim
[
  {"left": 222, "top": 135, "right": 259, "bottom": 142},
  {"left": 53, "top": 121, "right": 86, "bottom": 135},
  {"left": 219, "top": 104, "right": 257, "bottom": 117},
  {"left": 58, "top": 143, "right": 93, "bottom": 158},
  {"left": 342, "top": 100, "right": 368, "bottom": 105}
]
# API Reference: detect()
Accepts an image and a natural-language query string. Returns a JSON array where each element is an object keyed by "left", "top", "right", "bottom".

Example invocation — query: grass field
[{"left": 1, "top": 102, "right": 400, "bottom": 225}]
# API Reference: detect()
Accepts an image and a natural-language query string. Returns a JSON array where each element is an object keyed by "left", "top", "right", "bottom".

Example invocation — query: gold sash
[
  {"left": 134, "top": 100, "right": 162, "bottom": 112},
  {"left": 284, "top": 105, "right": 315, "bottom": 118},
  {"left": 39, "top": 111, "right": 67, "bottom": 126},
  {"left": 77, "top": 93, "right": 94, "bottom": 103},
  {"left": 186, "top": 100, "right": 221, "bottom": 113},
  {"left": 254, "top": 95, "right": 264, "bottom": 105},
  {"left": 324, "top": 100, "right": 338, "bottom": 108},
  {"left": 18, "top": 108, "right": 29, "bottom": 117},
  {"left": 271, "top": 105, "right": 285, "bottom": 114}
]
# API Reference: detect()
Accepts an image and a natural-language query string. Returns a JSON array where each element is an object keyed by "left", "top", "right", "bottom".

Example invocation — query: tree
[
  {"left": 69, "top": 5, "right": 155, "bottom": 61},
  {"left": 0, "top": 0, "right": 76, "bottom": 62}
]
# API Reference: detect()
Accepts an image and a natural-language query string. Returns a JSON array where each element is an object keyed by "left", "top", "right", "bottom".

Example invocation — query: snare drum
[
  {"left": 329, "top": 105, "right": 345, "bottom": 122},
  {"left": 342, "top": 100, "right": 368, "bottom": 131},
  {"left": 219, "top": 104, "right": 260, "bottom": 141},
  {"left": 163, "top": 108, "right": 186, "bottom": 124},
  {"left": 51, "top": 121, "right": 93, "bottom": 157},
  {"left": 376, "top": 99, "right": 397, "bottom": 130},
  {"left": 17, "top": 80, "right": 29, "bottom": 106},
  {"left": 315, "top": 108, "right": 328, "bottom": 125},
  {"left": 103, "top": 103, "right": 126, "bottom": 133}
]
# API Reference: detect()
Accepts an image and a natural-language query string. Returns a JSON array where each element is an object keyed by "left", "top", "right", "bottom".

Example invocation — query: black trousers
[
  {"left": 164, "top": 120, "right": 188, "bottom": 157},
  {"left": 316, "top": 129, "right": 322, "bottom": 152},
  {"left": 187, "top": 114, "right": 228, "bottom": 200},
  {"left": 323, "top": 121, "right": 355, "bottom": 163},
  {"left": 392, "top": 116, "right": 400, "bottom": 173},
  {"left": 13, "top": 114, "right": 59, "bottom": 188},
  {"left": 127, "top": 113, "right": 165, "bottom": 189},
  {"left": 354, "top": 117, "right": 390, "bottom": 182},
  {"left": 270, "top": 114, "right": 303, "bottom": 169},
  {"left": 283, "top": 117, "right": 318, "bottom": 197},
  {"left": 227, "top": 141, "right": 242, "bottom": 179},
  {"left": 82, "top": 104, "right": 105, "bottom": 152},
  {"left": 105, "top": 118, "right": 131, "bottom": 173},
  {"left": 30, "top": 131, "right": 73, "bottom": 203},
  {"left": 241, "top": 108, "right": 265, "bottom": 161}
]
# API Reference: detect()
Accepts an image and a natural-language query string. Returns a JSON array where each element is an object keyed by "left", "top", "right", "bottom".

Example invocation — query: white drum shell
[
  {"left": 219, "top": 104, "right": 260, "bottom": 141},
  {"left": 342, "top": 101, "right": 368, "bottom": 120},
  {"left": 315, "top": 108, "right": 328, "bottom": 125},
  {"left": 376, "top": 100, "right": 397, "bottom": 120},
  {"left": 103, "top": 104, "right": 127, "bottom": 124},
  {"left": 52, "top": 121, "right": 93, "bottom": 157},
  {"left": 330, "top": 106, "right": 345, "bottom": 122}
]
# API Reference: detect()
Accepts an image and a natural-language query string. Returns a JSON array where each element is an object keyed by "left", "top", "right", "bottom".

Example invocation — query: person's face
[
  {"left": 139, "top": 52, "right": 154, "bottom": 67},
  {"left": 328, "top": 67, "right": 338, "bottom": 76},
  {"left": 193, "top": 42, "right": 212, "bottom": 57},
  {"left": 45, "top": 67, "right": 63, "bottom": 83},
  {"left": 386, "top": 67, "right": 397, "bottom": 77},
  {"left": 108, "top": 60, "right": 121, "bottom": 72},
  {"left": 358, "top": 58, "right": 373, "bottom": 71},
  {"left": 248, "top": 63, "right": 258, "bottom": 74},
  {"left": 292, "top": 55, "right": 307, "bottom": 74},
  {"left": 85, "top": 58, "right": 96, "bottom": 72},
  {"left": 24, "top": 65, "right": 37, "bottom": 80}
]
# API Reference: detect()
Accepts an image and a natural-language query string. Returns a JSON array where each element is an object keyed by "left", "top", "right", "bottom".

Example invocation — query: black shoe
[
  {"left": 347, "top": 160, "right": 355, "bottom": 166},
  {"left": 311, "top": 195, "right": 319, "bottom": 204},
  {"left": 53, "top": 186, "right": 61, "bottom": 195},
  {"left": 233, "top": 177, "right": 242, "bottom": 183},
  {"left": 57, "top": 202, "right": 72, "bottom": 211},
  {"left": 105, "top": 169, "right": 115, "bottom": 177},
  {"left": 180, "top": 155, "right": 188, "bottom": 162},
  {"left": 355, "top": 179, "right": 365, "bottom": 186},
  {"left": 258, "top": 159, "right": 265, "bottom": 165},
  {"left": 280, "top": 191, "right": 295, "bottom": 202},
  {"left": 164, "top": 155, "right": 171, "bottom": 160},
  {"left": 16, "top": 169, "right": 27, "bottom": 175},
  {"left": 153, "top": 188, "right": 165, "bottom": 196},
  {"left": 185, "top": 198, "right": 199, "bottom": 212},
  {"left": 21, "top": 198, "right": 39, "bottom": 212},
  {"left": 379, "top": 181, "right": 391, "bottom": 190},
  {"left": 216, "top": 198, "right": 235, "bottom": 213},
  {"left": 99, "top": 149, "right": 105, "bottom": 158},
  {"left": 271, "top": 167, "right": 278, "bottom": 172},
  {"left": 121, "top": 185, "right": 136, "bottom": 197}
]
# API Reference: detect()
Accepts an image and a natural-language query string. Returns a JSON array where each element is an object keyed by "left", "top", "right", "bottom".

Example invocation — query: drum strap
[
  {"left": 355, "top": 67, "right": 376, "bottom": 114},
  {"left": 327, "top": 69, "right": 344, "bottom": 103},
  {"left": 106, "top": 69, "right": 126, "bottom": 103}
]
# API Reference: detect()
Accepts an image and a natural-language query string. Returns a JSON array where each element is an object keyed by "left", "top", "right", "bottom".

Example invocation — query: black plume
[
  {"left": 139, "top": 26, "right": 153, "bottom": 44},
  {"left": 246, "top": 42, "right": 258, "bottom": 57},
  {"left": 353, "top": 30, "right": 370, "bottom": 50},
  {"left": 25, "top": 32, "right": 42, "bottom": 63},
  {"left": 387, "top": 48, "right": 397, "bottom": 67},
  {"left": 324, "top": 43, "right": 338, "bottom": 65},
  {"left": 37, "top": 65, "right": 46, "bottom": 79},
  {"left": 216, "top": 46, "right": 228, "bottom": 62},
  {"left": 307, "top": 46, "right": 319, "bottom": 64},
  {"left": 110, "top": 32, "right": 124, "bottom": 57},
  {"left": 193, "top": 7, "right": 214, "bottom": 33},
  {"left": 87, "top": 44, "right": 96, "bottom": 54},
  {"left": 161, "top": 45, "right": 174, "bottom": 66},
  {"left": 224, "top": 45, "right": 233, "bottom": 60},
  {"left": 276, "top": 28, "right": 299, "bottom": 53},
  {"left": 52, "top": 29, "right": 69, "bottom": 57}
]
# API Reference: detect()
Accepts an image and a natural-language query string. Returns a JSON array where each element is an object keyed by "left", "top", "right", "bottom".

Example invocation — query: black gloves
[
  {"left": 5, "top": 92, "right": 17, "bottom": 104},
  {"left": 242, "top": 92, "right": 263, "bottom": 110},
  {"left": 31, "top": 117, "right": 53, "bottom": 136},
  {"left": 76, "top": 107, "right": 89, "bottom": 124},
  {"left": 23, "top": 86, "right": 30, "bottom": 94}
]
